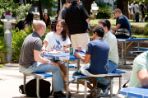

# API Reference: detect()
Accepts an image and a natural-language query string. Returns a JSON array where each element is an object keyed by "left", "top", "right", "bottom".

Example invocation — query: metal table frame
[{"left": 118, "top": 38, "right": 148, "bottom": 65}]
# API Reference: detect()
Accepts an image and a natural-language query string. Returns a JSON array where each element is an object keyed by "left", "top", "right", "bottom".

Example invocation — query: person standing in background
[
  {"left": 62, "top": 0, "right": 90, "bottom": 50},
  {"left": 58, "top": 0, "right": 71, "bottom": 20},
  {"left": 133, "top": 2, "right": 140, "bottom": 22},
  {"left": 139, "top": 2, "right": 145, "bottom": 22},
  {"left": 43, "top": 9, "right": 51, "bottom": 30}
]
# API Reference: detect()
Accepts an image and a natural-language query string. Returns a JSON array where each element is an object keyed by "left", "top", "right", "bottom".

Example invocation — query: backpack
[{"left": 19, "top": 79, "right": 51, "bottom": 98}]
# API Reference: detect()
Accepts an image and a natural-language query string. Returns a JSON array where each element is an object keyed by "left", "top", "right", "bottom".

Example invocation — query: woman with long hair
[{"left": 42, "top": 19, "right": 71, "bottom": 90}]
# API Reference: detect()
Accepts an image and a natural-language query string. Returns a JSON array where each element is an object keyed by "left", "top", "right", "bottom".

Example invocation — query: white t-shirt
[
  {"left": 103, "top": 31, "right": 119, "bottom": 65},
  {"left": 44, "top": 32, "right": 71, "bottom": 51},
  {"left": 133, "top": 4, "right": 140, "bottom": 13}
]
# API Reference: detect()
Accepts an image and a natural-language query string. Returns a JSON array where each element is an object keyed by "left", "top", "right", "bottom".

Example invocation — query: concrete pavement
[{"left": 0, "top": 64, "right": 131, "bottom": 98}]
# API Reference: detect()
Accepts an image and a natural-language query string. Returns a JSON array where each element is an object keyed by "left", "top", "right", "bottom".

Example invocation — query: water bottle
[{"left": 70, "top": 47, "right": 73, "bottom": 55}]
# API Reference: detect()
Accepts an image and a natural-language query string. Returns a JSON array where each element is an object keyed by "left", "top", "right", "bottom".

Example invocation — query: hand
[
  {"left": 42, "top": 46, "right": 46, "bottom": 51},
  {"left": 111, "top": 27, "right": 115, "bottom": 32},
  {"left": 50, "top": 61, "right": 59, "bottom": 66},
  {"left": 74, "top": 52, "right": 81, "bottom": 59},
  {"left": 63, "top": 47, "right": 70, "bottom": 53},
  {"left": 76, "top": 47, "right": 82, "bottom": 52}
]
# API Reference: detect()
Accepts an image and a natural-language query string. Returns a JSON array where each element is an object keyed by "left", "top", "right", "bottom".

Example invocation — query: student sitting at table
[
  {"left": 19, "top": 20, "right": 66, "bottom": 98},
  {"left": 129, "top": 51, "right": 148, "bottom": 88},
  {"left": 112, "top": 8, "right": 131, "bottom": 39},
  {"left": 75, "top": 27, "right": 110, "bottom": 97},
  {"left": 42, "top": 19, "right": 71, "bottom": 51},
  {"left": 99, "top": 19, "right": 119, "bottom": 73},
  {"left": 42, "top": 19, "right": 71, "bottom": 89}
]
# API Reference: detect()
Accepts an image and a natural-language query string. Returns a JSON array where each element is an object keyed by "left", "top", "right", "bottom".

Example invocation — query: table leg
[
  {"left": 121, "top": 41, "right": 124, "bottom": 65},
  {"left": 123, "top": 41, "right": 127, "bottom": 65},
  {"left": 66, "top": 61, "right": 70, "bottom": 98},
  {"left": 110, "top": 78, "right": 113, "bottom": 98},
  {"left": 118, "top": 77, "right": 122, "bottom": 93},
  {"left": 77, "top": 59, "right": 80, "bottom": 93},
  {"left": 36, "top": 78, "right": 40, "bottom": 98},
  {"left": 23, "top": 74, "right": 26, "bottom": 94},
  {"left": 84, "top": 80, "right": 87, "bottom": 98}
]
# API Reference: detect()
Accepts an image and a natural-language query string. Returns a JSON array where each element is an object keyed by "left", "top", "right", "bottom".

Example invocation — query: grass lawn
[
  {"left": 133, "top": 35, "right": 148, "bottom": 38},
  {"left": 90, "top": 19, "right": 148, "bottom": 38},
  {"left": 90, "top": 19, "right": 147, "bottom": 27},
  {"left": 0, "top": 64, "right": 4, "bottom": 68},
  {"left": 0, "top": 36, "right": 4, "bottom": 50}
]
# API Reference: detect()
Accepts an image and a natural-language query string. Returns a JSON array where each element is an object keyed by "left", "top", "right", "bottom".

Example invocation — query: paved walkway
[{"left": 0, "top": 64, "right": 132, "bottom": 98}]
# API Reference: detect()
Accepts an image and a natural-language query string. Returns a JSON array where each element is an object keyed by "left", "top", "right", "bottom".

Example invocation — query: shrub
[
  {"left": 0, "top": 24, "right": 3, "bottom": 36},
  {"left": 12, "top": 26, "right": 32, "bottom": 62},
  {"left": 96, "top": 3, "right": 112, "bottom": 19},
  {"left": 131, "top": 25, "right": 145, "bottom": 35},
  {"left": 144, "top": 24, "right": 148, "bottom": 35},
  {"left": 14, "top": 4, "right": 31, "bottom": 20},
  {"left": 0, "top": 36, "right": 6, "bottom": 63},
  {"left": 96, "top": 9, "right": 111, "bottom": 19}
]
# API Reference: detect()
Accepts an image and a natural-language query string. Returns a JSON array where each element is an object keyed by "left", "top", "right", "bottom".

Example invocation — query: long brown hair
[{"left": 56, "top": 19, "right": 69, "bottom": 41}]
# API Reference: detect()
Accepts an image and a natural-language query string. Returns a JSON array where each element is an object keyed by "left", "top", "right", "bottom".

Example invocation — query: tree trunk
[
  {"left": 117, "top": 0, "right": 129, "bottom": 17},
  {"left": 81, "top": 0, "right": 94, "bottom": 15},
  {"left": 38, "top": 0, "right": 43, "bottom": 19}
]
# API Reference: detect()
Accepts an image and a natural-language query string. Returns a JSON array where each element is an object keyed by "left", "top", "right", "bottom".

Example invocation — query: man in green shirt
[{"left": 129, "top": 51, "right": 148, "bottom": 88}]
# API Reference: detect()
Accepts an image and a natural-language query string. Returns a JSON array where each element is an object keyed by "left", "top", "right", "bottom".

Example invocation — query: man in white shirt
[{"left": 99, "top": 19, "right": 119, "bottom": 73}]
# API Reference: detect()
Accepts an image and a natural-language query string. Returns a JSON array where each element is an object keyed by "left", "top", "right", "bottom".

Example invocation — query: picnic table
[
  {"left": 120, "top": 87, "right": 148, "bottom": 98},
  {"left": 118, "top": 37, "right": 148, "bottom": 65}
]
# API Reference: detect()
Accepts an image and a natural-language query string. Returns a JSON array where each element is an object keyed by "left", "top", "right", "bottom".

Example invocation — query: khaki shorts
[{"left": 71, "top": 33, "right": 90, "bottom": 50}]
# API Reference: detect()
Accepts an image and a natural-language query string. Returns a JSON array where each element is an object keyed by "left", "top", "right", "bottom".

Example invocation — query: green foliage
[
  {"left": 0, "top": 0, "right": 31, "bottom": 20},
  {"left": 12, "top": 26, "right": 32, "bottom": 62},
  {"left": 50, "top": 0, "right": 58, "bottom": 16},
  {"left": 131, "top": 24, "right": 148, "bottom": 35},
  {"left": 0, "top": 36, "right": 6, "bottom": 63},
  {"left": 15, "top": 4, "right": 31, "bottom": 20},
  {"left": 0, "top": 36, "right": 4, "bottom": 51},
  {"left": 0, "top": 0, "right": 19, "bottom": 17},
  {"left": 144, "top": 24, "right": 148, "bottom": 35},
  {"left": 0, "top": 64, "right": 4, "bottom": 68},
  {"left": 96, "top": 8, "right": 112, "bottom": 19},
  {"left": 131, "top": 25, "right": 145, "bottom": 35},
  {"left": 0, "top": 24, "right": 3, "bottom": 36},
  {"left": 96, "top": 2, "right": 112, "bottom": 19},
  {"left": 0, "top": 8, "right": 4, "bottom": 17}
]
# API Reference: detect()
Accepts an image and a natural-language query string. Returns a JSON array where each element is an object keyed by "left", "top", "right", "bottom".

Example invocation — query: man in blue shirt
[
  {"left": 75, "top": 27, "right": 109, "bottom": 96},
  {"left": 113, "top": 8, "right": 131, "bottom": 38}
]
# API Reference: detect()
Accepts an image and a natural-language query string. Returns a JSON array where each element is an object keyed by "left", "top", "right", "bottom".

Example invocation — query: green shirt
[{"left": 129, "top": 51, "right": 148, "bottom": 87}]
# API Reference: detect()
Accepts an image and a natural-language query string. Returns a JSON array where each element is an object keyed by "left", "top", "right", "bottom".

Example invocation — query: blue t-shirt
[
  {"left": 116, "top": 15, "right": 131, "bottom": 35},
  {"left": 86, "top": 39, "right": 109, "bottom": 74}
]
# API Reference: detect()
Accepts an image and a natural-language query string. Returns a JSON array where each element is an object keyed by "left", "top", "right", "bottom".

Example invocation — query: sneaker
[
  {"left": 53, "top": 91, "right": 71, "bottom": 98},
  {"left": 53, "top": 91, "right": 66, "bottom": 98},
  {"left": 101, "top": 85, "right": 110, "bottom": 96},
  {"left": 87, "top": 88, "right": 101, "bottom": 98}
]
